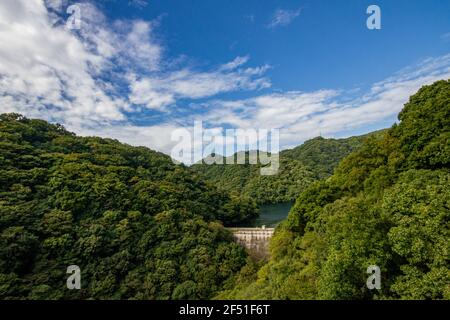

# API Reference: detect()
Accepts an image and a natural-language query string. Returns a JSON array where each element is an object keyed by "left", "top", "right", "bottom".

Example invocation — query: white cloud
[
  {"left": 219, "top": 55, "right": 250, "bottom": 71},
  {"left": 44, "top": 0, "right": 66, "bottom": 12},
  {"left": 0, "top": 0, "right": 127, "bottom": 127},
  {"left": 1, "top": 1, "right": 449, "bottom": 164},
  {"left": 198, "top": 90, "right": 338, "bottom": 130},
  {"left": 196, "top": 54, "right": 450, "bottom": 149},
  {"left": 128, "top": 0, "right": 149, "bottom": 9},
  {"left": 128, "top": 58, "right": 270, "bottom": 110},
  {"left": 0, "top": 0, "right": 269, "bottom": 136},
  {"left": 268, "top": 8, "right": 302, "bottom": 29},
  {"left": 122, "top": 20, "right": 162, "bottom": 71},
  {"left": 76, "top": 122, "right": 182, "bottom": 155}
]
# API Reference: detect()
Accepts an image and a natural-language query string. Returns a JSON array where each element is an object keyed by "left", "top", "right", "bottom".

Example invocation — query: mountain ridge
[{"left": 191, "top": 132, "right": 379, "bottom": 204}]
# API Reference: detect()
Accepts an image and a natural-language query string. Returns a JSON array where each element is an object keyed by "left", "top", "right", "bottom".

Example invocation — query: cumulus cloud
[
  {"left": 44, "top": 0, "right": 66, "bottom": 12},
  {"left": 268, "top": 8, "right": 302, "bottom": 29},
  {"left": 0, "top": 0, "right": 127, "bottom": 128},
  {"left": 0, "top": 0, "right": 270, "bottom": 154},
  {"left": 1, "top": 0, "right": 449, "bottom": 162}
]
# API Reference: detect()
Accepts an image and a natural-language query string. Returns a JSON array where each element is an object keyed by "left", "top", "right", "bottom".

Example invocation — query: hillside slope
[
  {"left": 0, "top": 114, "right": 258, "bottom": 299},
  {"left": 218, "top": 79, "right": 450, "bottom": 300}
]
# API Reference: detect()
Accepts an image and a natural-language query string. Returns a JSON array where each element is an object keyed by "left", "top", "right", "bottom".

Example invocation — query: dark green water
[{"left": 247, "top": 202, "right": 294, "bottom": 227}]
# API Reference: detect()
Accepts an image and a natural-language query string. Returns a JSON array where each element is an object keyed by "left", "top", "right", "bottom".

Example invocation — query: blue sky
[
  {"left": 0, "top": 0, "right": 449, "bottom": 161},
  {"left": 107, "top": 0, "right": 450, "bottom": 91}
]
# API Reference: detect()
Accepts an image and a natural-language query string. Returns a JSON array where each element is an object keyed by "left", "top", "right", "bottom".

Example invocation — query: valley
[{"left": 0, "top": 80, "right": 449, "bottom": 300}]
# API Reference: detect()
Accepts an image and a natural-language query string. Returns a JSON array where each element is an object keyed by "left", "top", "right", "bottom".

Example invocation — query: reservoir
[{"left": 246, "top": 202, "right": 294, "bottom": 227}]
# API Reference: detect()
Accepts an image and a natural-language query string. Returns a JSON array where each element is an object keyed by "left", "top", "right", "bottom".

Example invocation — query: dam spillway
[{"left": 227, "top": 227, "right": 275, "bottom": 259}]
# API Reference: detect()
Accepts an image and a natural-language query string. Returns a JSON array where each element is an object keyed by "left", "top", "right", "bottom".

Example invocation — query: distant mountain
[
  {"left": 282, "top": 132, "right": 385, "bottom": 178},
  {"left": 191, "top": 133, "right": 377, "bottom": 204}
]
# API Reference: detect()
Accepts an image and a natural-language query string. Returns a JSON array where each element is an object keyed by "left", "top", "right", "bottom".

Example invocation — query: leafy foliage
[
  {"left": 192, "top": 135, "right": 367, "bottom": 204},
  {"left": 219, "top": 79, "right": 450, "bottom": 300},
  {"left": 0, "top": 114, "right": 258, "bottom": 299}
]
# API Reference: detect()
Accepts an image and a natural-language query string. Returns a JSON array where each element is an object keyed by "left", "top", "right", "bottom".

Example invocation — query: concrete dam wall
[{"left": 227, "top": 227, "right": 275, "bottom": 259}]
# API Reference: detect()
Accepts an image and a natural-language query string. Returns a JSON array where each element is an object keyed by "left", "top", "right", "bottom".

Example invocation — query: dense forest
[
  {"left": 0, "top": 114, "right": 259, "bottom": 299},
  {"left": 1, "top": 79, "right": 448, "bottom": 300},
  {"left": 192, "top": 134, "right": 370, "bottom": 204},
  {"left": 218, "top": 80, "right": 450, "bottom": 300}
]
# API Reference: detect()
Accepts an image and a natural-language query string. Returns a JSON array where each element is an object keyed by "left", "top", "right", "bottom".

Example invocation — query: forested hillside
[
  {"left": 218, "top": 79, "right": 450, "bottom": 300},
  {"left": 1, "top": 79, "right": 448, "bottom": 301},
  {"left": 192, "top": 135, "right": 369, "bottom": 204},
  {"left": 0, "top": 114, "right": 258, "bottom": 299}
]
